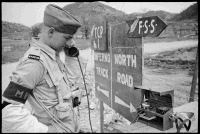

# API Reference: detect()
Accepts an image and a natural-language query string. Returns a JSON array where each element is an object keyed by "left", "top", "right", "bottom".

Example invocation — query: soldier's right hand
[{"left": 47, "top": 125, "right": 57, "bottom": 133}]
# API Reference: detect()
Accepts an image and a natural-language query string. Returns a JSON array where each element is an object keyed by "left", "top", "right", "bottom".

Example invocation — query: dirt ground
[{"left": 1, "top": 40, "right": 198, "bottom": 133}]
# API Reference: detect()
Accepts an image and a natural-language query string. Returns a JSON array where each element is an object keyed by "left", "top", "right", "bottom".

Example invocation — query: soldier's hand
[
  {"left": 47, "top": 125, "right": 57, "bottom": 133},
  {"left": 63, "top": 92, "right": 74, "bottom": 100},
  {"left": 62, "top": 90, "right": 79, "bottom": 100}
]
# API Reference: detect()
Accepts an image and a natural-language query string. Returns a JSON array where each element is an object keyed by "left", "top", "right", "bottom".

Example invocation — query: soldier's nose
[{"left": 66, "top": 39, "right": 75, "bottom": 48}]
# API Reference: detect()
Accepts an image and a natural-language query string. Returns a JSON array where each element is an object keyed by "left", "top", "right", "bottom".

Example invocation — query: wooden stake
[{"left": 189, "top": 48, "right": 198, "bottom": 102}]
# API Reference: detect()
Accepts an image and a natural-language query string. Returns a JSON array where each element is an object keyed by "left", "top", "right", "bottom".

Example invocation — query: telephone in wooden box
[{"left": 134, "top": 86, "right": 174, "bottom": 131}]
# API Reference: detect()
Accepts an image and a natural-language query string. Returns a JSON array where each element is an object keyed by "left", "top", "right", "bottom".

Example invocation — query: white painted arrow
[
  {"left": 115, "top": 95, "right": 136, "bottom": 113},
  {"left": 97, "top": 86, "right": 109, "bottom": 98}
]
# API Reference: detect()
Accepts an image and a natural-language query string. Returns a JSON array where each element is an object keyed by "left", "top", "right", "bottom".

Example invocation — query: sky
[{"left": 2, "top": 2, "right": 197, "bottom": 27}]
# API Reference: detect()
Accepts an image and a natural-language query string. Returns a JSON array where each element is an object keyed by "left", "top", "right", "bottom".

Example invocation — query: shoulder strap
[
  {"left": 39, "top": 51, "right": 59, "bottom": 86},
  {"left": 23, "top": 47, "right": 41, "bottom": 61},
  {"left": 39, "top": 51, "right": 66, "bottom": 106}
]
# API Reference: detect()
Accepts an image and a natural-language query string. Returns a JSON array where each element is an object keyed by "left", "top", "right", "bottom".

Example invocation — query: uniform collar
[{"left": 31, "top": 37, "right": 57, "bottom": 60}]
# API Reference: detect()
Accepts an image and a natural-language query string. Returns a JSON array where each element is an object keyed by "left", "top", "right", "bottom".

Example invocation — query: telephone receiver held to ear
[{"left": 64, "top": 46, "right": 79, "bottom": 57}]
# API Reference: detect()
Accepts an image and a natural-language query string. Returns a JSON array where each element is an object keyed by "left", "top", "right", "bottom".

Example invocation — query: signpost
[{"left": 91, "top": 16, "right": 167, "bottom": 132}]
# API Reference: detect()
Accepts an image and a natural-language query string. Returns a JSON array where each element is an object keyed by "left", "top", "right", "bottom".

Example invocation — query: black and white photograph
[{"left": 2, "top": 2, "right": 198, "bottom": 133}]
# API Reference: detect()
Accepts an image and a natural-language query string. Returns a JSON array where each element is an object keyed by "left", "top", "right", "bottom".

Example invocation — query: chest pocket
[
  {"left": 46, "top": 65, "right": 64, "bottom": 87},
  {"left": 39, "top": 52, "right": 70, "bottom": 98}
]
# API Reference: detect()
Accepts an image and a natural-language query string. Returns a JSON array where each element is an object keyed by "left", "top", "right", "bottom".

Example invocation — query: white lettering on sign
[
  {"left": 117, "top": 72, "right": 133, "bottom": 87},
  {"left": 139, "top": 21, "right": 143, "bottom": 34},
  {"left": 94, "top": 52, "right": 110, "bottom": 63},
  {"left": 138, "top": 19, "right": 156, "bottom": 34},
  {"left": 94, "top": 26, "right": 103, "bottom": 39},
  {"left": 114, "top": 54, "right": 136, "bottom": 68},
  {"left": 96, "top": 66, "right": 109, "bottom": 78},
  {"left": 150, "top": 19, "right": 155, "bottom": 33},
  {"left": 94, "top": 26, "right": 103, "bottom": 49},
  {"left": 144, "top": 20, "right": 148, "bottom": 34}
]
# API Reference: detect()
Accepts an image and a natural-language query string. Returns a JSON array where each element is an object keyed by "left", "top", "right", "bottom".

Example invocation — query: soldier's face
[{"left": 49, "top": 28, "right": 74, "bottom": 52}]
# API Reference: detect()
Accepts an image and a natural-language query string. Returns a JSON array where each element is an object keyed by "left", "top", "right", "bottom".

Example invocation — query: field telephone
[{"left": 134, "top": 86, "right": 174, "bottom": 131}]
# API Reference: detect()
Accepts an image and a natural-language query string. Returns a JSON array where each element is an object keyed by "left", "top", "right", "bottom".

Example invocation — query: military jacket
[{"left": 2, "top": 38, "right": 83, "bottom": 132}]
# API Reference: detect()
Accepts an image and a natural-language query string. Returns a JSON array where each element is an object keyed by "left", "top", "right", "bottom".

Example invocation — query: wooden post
[
  {"left": 100, "top": 100, "right": 104, "bottom": 133},
  {"left": 189, "top": 48, "right": 198, "bottom": 102}
]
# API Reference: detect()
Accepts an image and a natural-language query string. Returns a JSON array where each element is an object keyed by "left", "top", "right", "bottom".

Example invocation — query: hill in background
[
  {"left": 2, "top": 2, "right": 198, "bottom": 40},
  {"left": 170, "top": 3, "right": 198, "bottom": 22},
  {"left": 128, "top": 10, "right": 176, "bottom": 21},
  {"left": 62, "top": 2, "right": 198, "bottom": 39},
  {"left": 62, "top": 2, "right": 177, "bottom": 31},
  {"left": 63, "top": 2, "right": 128, "bottom": 33},
  {"left": 2, "top": 21, "right": 32, "bottom": 40}
]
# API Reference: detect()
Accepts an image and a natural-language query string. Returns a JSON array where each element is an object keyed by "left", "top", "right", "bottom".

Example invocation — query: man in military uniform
[{"left": 2, "top": 4, "right": 84, "bottom": 133}]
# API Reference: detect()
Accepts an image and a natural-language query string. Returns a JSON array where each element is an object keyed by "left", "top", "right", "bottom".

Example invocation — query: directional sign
[
  {"left": 91, "top": 21, "right": 108, "bottom": 51},
  {"left": 94, "top": 21, "right": 144, "bottom": 122},
  {"left": 110, "top": 22, "right": 143, "bottom": 122},
  {"left": 126, "top": 16, "right": 167, "bottom": 37},
  {"left": 94, "top": 51, "right": 111, "bottom": 107}
]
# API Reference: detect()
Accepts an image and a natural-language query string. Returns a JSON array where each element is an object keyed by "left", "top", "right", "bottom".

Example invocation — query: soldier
[{"left": 2, "top": 4, "right": 85, "bottom": 133}]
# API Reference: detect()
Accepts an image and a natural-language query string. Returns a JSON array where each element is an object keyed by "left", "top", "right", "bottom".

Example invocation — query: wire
[
  {"left": 33, "top": 92, "right": 72, "bottom": 132},
  {"left": 130, "top": 108, "right": 144, "bottom": 124},
  {"left": 77, "top": 56, "right": 93, "bottom": 133}
]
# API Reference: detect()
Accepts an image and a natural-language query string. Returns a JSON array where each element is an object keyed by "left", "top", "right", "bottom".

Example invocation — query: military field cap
[{"left": 43, "top": 4, "right": 81, "bottom": 35}]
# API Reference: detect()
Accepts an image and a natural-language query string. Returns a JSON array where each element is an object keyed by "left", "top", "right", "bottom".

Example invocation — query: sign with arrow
[
  {"left": 115, "top": 95, "right": 136, "bottom": 113},
  {"left": 93, "top": 17, "right": 167, "bottom": 124},
  {"left": 94, "top": 21, "right": 144, "bottom": 122},
  {"left": 109, "top": 22, "right": 143, "bottom": 121},
  {"left": 126, "top": 16, "right": 167, "bottom": 37},
  {"left": 97, "top": 86, "right": 109, "bottom": 98},
  {"left": 94, "top": 50, "right": 111, "bottom": 106}
]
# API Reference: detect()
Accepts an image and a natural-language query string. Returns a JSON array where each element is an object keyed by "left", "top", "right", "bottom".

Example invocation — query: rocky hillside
[
  {"left": 63, "top": 2, "right": 127, "bottom": 32},
  {"left": 2, "top": 2, "right": 198, "bottom": 39},
  {"left": 63, "top": 2, "right": 125, "bottom": 17},
  {"left": 128, "top": 10, "right": 176, "bottom": 21},
  {"left": 2, "top": 21, "right": 31, "bottom": 33},
  {"left": 2, "top": 21, "right": 32, "bottom": 39},
  {"left": 170, "top": 3, "right": 198, "bottom": 21},
  {"left": 63, "top": 2, "right": 197, "bottom": 33}
]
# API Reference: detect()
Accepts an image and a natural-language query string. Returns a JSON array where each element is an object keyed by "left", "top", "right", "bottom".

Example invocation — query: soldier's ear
[{"left": 48, "top": 27, "right": 55, "bottom": 37}]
